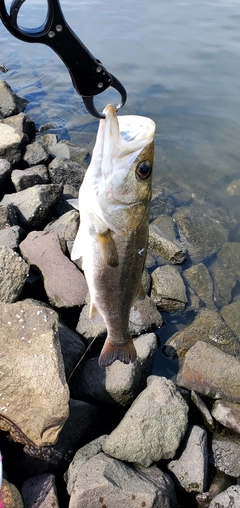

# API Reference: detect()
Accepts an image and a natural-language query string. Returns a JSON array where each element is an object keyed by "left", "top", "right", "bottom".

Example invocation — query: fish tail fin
[{"left": 98, "top": 337, "right": 137, "bottom": 368}]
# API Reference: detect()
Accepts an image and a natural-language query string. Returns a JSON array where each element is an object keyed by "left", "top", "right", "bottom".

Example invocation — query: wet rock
[
  {"left": 22, "top": 399, "right": 100, "bottom": 475},
  {"left": 40, "top": 133, "right": 58, "bottom": 148},
  {"left": 0, "top": 300, "right": 69, "bottom": 446},
  {"left": 168, "top": 425, "right": 208, "bottom": 493},
  {"left": 0, "top": 225, "right": 25, "bottom": 250},
  {"left": 44, "top": 209, "right": 80, "bottom": 253},
  {"left": 0, "top": 478, "right": 24, "bottom": 508},
  {"left": 220, "top": 300, "right": 240, "bottom": 339},
  {"left": 20, "top": 231, "right": 88, "bottom": 307},
  {"left": 151, "top": 264, "right": 187, "bottom": 312},
  {"left": 217, "top": 242, "right": 240, "bottom": 282},
  {"left": 48, "top": 157, "right": 86, "bottom": 197},
  {"left": 49, "top": 139, "right": 89, "bottom": 165},
  {"left": 149, "top": 214, "right": 187, "bottom": 264},
  {"left": 11, "top": 164, "right": 49, "bottom": 191},
  {"left": 176, "top": 341, "right": 240, "bottom": 403},
  {"left": 183, "top": 263, "right": 216, "bottom": 310},
  {"left": 227, "top": 179, "right": 240, "bottom": 196},
  {"left": 0, "top": 203, "right": 18, "bottom": 228},
  {"left": 211, "top": 400, "right": 240, "bottom": 434},
  {"left": 211, "top": 431, "right": 240, "bottom": 477},
  {"left": 191, "top": 391, "right": 215, "bottom": 432},
  {"left": 173, "top": 206, "right": 228, "bottom": 263},
  {"left": 207, "top": 206, "right": 238, "bottom": 232},
  {"left": 0, "top": 80, "right": 28, "bottom": 118},
  {"left": 102, "top": 376, "right": 188, "bottom": 466},
  {"left": 0, "top": 246, "right": 29, "bottom": 302},
  {"left": 3, "top": 112, "right": 35, "bottom": 141},
  {"left": 0, "top": 123, "right": 28, "bottom": 165},
  {"left": 67, "top": 452, "right": 177, "bottom": 508},
  {"left": 69, "top": 333, "right": 158, "bottom": 406},
  {"left": 209, "top": 257, "right": 237, "bottom": 307},
  {"left": 149, "top": 190, "right": 175, "bottom": 221},
  {"left": 21, "top": 474, "right": 59, "bottom": 508},
  {"left": 163, "top": 309, "right": 240, "bottom": 361},
  {"left": 23, "top": 140, "right": 50, "bottom": 166},
  {"left": 1, "top": 183, "right": 62, "bottom": 230},
  {"left": 209, "top": 485, "right": 240, "bottom": 508}
]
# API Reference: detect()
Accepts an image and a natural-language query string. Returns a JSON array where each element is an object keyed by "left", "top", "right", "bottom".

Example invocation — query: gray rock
[
  {"left": 129, "top": 295, "right": 163, "bottom": 335},
  {"left": 49, "top": 139, "right": 89, "bottom": 165},
  {"left": 40, "top": 133, "right": 58, "bottom": 147},
  {"left": 76, "top": 300, "right": 106, "bottom": 342},
  {"left": 183, "top": 263, "right": 216, "bottom": 310},
  {"left": 211, "top": 400, "right": 240, "bottom": 434},
  {"left": 102, "top": 376, "right": 188, "bottom": 467},
  {"left": 58, "top": 321, "right": 85, "bottom": 379},
  {"left": 196, "top": 470, "right": 235, "bottom": 508},
  {"left": 220, "top": 301, "right": 240, "bottom": 339},
  {"left": 227, "top": 179, "right": 240, "bottom": 196},
  {"left": 176, "top": 341, "right": 240, "bottom": 403},
  {"left": 151, "top": 265, "right": 187, "bottom": 312},
  {"left": 20, "top": 230, "right": 88, "bottom": 307},
  {"left": 163, "top": 309, "right": 240, "bottom": 361},
  {"left": 0, "top": 300, "right": 69, "bottom": 446},
  {"left": 0, "top": 203, "right": 18, "bottom": 228},
  {"left": 48, "top": 157, "right": 86, "bottom": 197},
  {"left": 3, "top": 112, "right": 35, "bottom": 141},
  {"left": 44, "top": 209, "right": 80, "bottom": 253},
  {"left": 209, "top": 485, "right": 240, "bottom": 508},
  {"left": 0, "top": 246, "right": 29, "bottom": 302},
  {"left": 209, "top": 257, "right": 237, "bottom": 307},
  {"left": 11, "top": 164, "right": 49, "bottom": 191},
  {"left": 149, "top": 190, "right": 175, "bottom": 221},
  {"left": 207, "top": 206, "right": 238, "bottom": 232},
  {"left": 168, "top": 425, "right": 208, "bottom": 493},
  {"left": 1, "top": 184, "right": 62, "bottom": 230},
  {"left": 0, "top": 225, "right": 25, "bottom": 250},
  {"left": 191, "top": 390, "right": 215, "bottom": 431},
  {"left": 217, "top": 242, "right": 240, "bottom": 282},
  {"left": 211, "top": 432, "right": 240, "bottom": 477},
  {"left": 173, "top": 206, "right": 228, "bottom": 263},
  {"left": 0, "top": 157, "right": 11, "bottom": 190},
  {"left": 69, "top": 333, "right": 158, "bottom": 406},
  {"left": 23, "top": 141, "right": 50, "bottom": 166},
  {"left": 67, "top": 452, "right": 177, "bottom": 508},
  {"left": 0, "top": 80, "right": 28, "bottom": 118},
  {"left": 149, "top": 215, "right": 186, "bottom": 264},
  {"left": 22, "top": 399, "right": 100, "bottom": 475},
  {"left": 0, "top": 123, "right": 28, "bottom": 165},
  {"left": 21, "top": 474, "right": 59, "bottom": 508},
  {"left": 0, "top": 478, "right": 24, "bottom": 508}
]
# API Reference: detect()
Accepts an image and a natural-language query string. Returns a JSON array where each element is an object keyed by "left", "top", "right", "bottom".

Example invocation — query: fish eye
[{"left": 136, "top": 160, "right": 152, "bottom": 180}]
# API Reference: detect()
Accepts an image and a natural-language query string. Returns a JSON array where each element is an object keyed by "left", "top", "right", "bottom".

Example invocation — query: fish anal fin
[
  {"left": 135, "top": 283, "right": 145, "bottom": 301},
  {"left": 98, "top": 338, "right": 137, "bottom": 368},
  {"left": 96, "top": 230, "right": 119, "bottom": 267},
  {"left": 89, "top": 303, "right": 104, "bottom": 324}
]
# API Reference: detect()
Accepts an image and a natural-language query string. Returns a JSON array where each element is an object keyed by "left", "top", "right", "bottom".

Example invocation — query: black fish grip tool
[{"left": 0, "top": 0, "right": 127, "bottom": 118}]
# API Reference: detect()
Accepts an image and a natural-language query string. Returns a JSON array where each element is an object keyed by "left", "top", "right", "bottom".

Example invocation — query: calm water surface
[{"left": 1, "top": 0, "right": 240, "bottom": 375}]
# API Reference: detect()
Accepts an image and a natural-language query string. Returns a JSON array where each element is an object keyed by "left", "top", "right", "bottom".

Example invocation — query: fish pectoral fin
[
  {"left": 90, "top": 303, "right": 104, "bottom": 324},
  {"left": 98, "top": 338, "right": 137, "bottom": 368},
  {"left": 96, "top": 230, "right": 119, "bottom": 267}
]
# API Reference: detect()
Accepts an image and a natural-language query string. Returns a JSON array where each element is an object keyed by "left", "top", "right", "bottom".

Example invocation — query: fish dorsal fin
[{"left": 96, "top": 230, "right": 119, "bottom": 267}]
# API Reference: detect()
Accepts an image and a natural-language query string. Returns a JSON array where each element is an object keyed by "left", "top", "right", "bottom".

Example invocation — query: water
[{"left": 1, "top": 0, "right": 240, "bottom": 375}]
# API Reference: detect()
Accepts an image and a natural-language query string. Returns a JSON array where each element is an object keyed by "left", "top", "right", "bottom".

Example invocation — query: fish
[{"left": 71, "top": 104, "right": 156, "bottom": 368}]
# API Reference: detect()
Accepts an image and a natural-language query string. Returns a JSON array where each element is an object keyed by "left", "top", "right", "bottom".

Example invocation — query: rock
[
  {"left": 220, "top": 301, "right": 240, "bottom": 339},
  {"left": 11, "top": 164, "right": 49, "bottom": 191},
  {"left": 163, "top": 309, "right": 240, "bottom": 361},
  {"left": 76, "top": 300, "right": 106, "bottom": 342},
  {"left": 168, "top": 425, "right": 208, "bottom": 493},
  {"left": 67, "top": 452, "right": 177, "bottom": 508},
  {"left": 217, "top": 242, "right": 240, "bottom": 282},
  {"left": 23, "top": 140, "right": 50, "bottom": 166},
  {"left": 149, "top": 190, "right": 175, "bottom": 221},
  {"left": 0, "top": 123, "right": 28, "bottom": 165},
  {"left": 21, "top": 474, "right": 59, "bottom": 508},
  {"left": 0, "top": 80, "right": 28, "bottom": 118},
  {"left": 209, "top": 257, "right": 237, "bottom": 307},
  {"left": 209, "top": 485, "right": 240, "bottom": 508},
  {"left": 173, "top": 206, "right": 228, "bottom": 263},
  {"left": 49, "top": 139, "right": 89, "bottom": 165},
  {"left": 176, "top": 341, "right": 240, "bottom": 403},
  {"left": 58, "top": 321, "right": 85, "bottom": 380},
  {"left": 151, "top": 265, "right": 187, "bottom": 312},
  {"left": 48, "top": 157, "right": 86, "bottom": 197},
  {"left": 0, "top": 478, "right": 24, "bottom": 508},
  {"left": 191, "top": 391, "right": 215, "bottom": 432},
  {"left": 69, "top": 333, "right": 158, "bottom": 405},
  {"left": 0, "top": 300, "right": 69, "bottom": 446},
  {"left": 1, "top": 184, "right": 62, "bottom": 230},
  {"left": 0, "top": 203, "right": 18, "bottom": 228},
  {"left": 211, "top": 400, "right": 240, "bottom": 434},
  {"left": 211, "top": 431, "right": 240, "bottom": 477},
  {"left": 3, "top": 112, "right": 35, "bottom": 141},
  {"left": 196, "top": 470, "right": 235, "bottom": 508},
  {"left": 129, "top": 295, "right": 163, "bottom": 335},
  {"left": 149, "top": 215, "right": 186, "bottom": 264},
  {"left": 20, "top": 231, "right": 88, "bottom": 307},
  {"left": 22, "top": 399, "right": 100, "bottom": 475},
  {"left": 0, "top": 225, "right": 25, "bottom": 250},
  {"left": 0, "top": 246, "right": 29, "bottom": 302},
  {"left": 227, "top": 179, "right": 240, "bottom": 196},
  {"left": 206, "top": 206, "right": 238, "bottom": 232},
  {"left": 0, "top": 158, "right": 11, "bottom": 195},
  {"left": 183, "top": 263, "right": 216, "bottom": 310},
  {"left": 44, "top": 209, "right": 80, "bottom": 252},
  {"left": 102, "top": 376, "right": 188, "bottom": 467}
]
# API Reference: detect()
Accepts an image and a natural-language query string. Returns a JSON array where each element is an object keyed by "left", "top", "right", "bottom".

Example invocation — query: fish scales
[{"left": 71, "top": 104, "right": 156, "bottom": 367}]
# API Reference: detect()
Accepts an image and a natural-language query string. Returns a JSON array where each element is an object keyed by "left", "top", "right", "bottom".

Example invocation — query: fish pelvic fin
[
  {"left": 96, "top": 230, "right": 119, "bottom": 267},
  {"left": 98, "top": 337, "right": 137, "bottom": 368}
]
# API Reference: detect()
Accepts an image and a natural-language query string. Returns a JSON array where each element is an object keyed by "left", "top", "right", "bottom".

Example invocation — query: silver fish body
[{"left": 71, "top": 105, "right": 156, "bottom": 367}]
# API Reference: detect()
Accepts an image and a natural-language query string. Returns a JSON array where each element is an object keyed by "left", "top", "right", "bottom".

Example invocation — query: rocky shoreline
[{"left": 0, "top": 79, "right": 240, "bottom": 507}]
